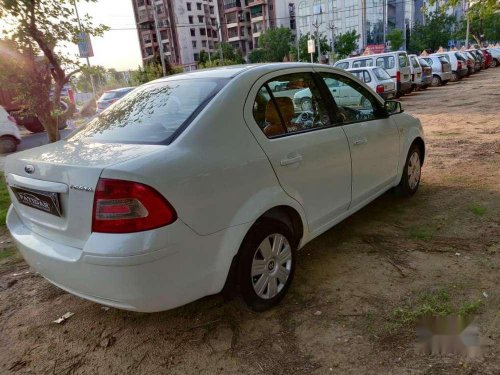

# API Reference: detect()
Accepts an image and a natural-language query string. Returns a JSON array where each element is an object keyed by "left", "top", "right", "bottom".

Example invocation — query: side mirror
[{"left": 385, "top": 100, "right": 404, "bottom": 114}]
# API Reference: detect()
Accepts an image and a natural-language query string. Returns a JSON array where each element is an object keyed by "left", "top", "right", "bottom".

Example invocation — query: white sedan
[{"left": 5, "top": 63, "right": 424, "bottom": 312}]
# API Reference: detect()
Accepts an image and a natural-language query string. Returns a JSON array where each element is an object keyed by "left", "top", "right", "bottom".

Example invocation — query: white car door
[
  {"left": 316, "top": 70, "right": 400, "bottom": 208},
  {"left": 244, "top": 69, "right": 352, "bottom": 233}
]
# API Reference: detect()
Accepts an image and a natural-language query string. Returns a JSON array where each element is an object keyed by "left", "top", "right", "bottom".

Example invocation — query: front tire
[
  {"left": 395, "top": 144, "right": 422, "bottom": 197},
  {"left": 238, "top": 219, "right": 296, "bottom": 311},
  {"left": 0, "top": 136, "right": 18, "bottom": 154}
]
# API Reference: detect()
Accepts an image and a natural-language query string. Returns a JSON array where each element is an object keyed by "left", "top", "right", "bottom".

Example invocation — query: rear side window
[
  {"left": 71, "top": 79, "right": 226, "bottom": 144},
  {"left": 376, "top": 56, "right": 395, "bottom": 69},
  {"left": 335, "top": 62, "right": 349, "bottom": 70},
  {"left": 398, "top": 54, "right": 409, "bottom": 67},
  {"left": 352, "top": 59, "right": 373, "bottom": 68},
  {"left": 373, "top": 67, "right": 391, "bottom": 80}
]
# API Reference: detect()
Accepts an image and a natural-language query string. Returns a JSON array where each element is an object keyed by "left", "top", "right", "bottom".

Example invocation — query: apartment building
[
  {"left": 132, "top": 0, "right": 222, "bottom": 70},
  {"left": 219, "top": 1, "right": 296, "bottom": 56}
]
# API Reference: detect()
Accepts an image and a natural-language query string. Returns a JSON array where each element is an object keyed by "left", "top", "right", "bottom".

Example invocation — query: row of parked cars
[{"left": 331, "top": 47, "right": 500, "bottom": 99}]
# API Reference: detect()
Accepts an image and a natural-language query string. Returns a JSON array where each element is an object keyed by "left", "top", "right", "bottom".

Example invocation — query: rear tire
[
  {"left": 0, "top": 136, "right": 18, "bottom": 154},
  {"left": 395, "top": 144, "right": 422, "bottom": 197},
  {"left": 441, "top": 80, "right": 449, "bottom": 85},
  {"left": 431, "top": 75, "right": 441, "bottom": 87},
  {"left": 490, "top": 59, "right": 498, "bottom": 68},
  {"left": 238, "top": 219, "right": 296, "bottom": 312}
]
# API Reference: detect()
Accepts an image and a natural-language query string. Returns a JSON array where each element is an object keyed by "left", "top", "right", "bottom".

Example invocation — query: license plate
[{"left": 11, "top": 186, "right": 62, "bottom": 217}]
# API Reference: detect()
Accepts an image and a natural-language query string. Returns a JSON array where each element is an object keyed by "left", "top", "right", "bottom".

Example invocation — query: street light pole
[
  {"left": 73, "top": 0, "right": 96, "bottom": 97},
  {"left": 152, "top": 1, "right": 167, "bottom": 76}
]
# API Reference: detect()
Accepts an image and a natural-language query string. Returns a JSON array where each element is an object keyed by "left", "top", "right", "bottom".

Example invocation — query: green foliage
[
  {"left": 248, "top": 48, "right": 268, "bottom": 63},
  {"left": 258, "top": 27, "right": 292, "bottom": 62},
  {"left": 334, "top": 30, "right": 359, "bottom": 59},
  {"left": 469, "top": 204, "right": 487, "bottom": 217},
  {"left": 456, "top": 2, "right": 500, "bottom": 45},
  {"left": 0, "top": 0, "right": 107, "bottom": 142},
  {"left": 130, "top": 63, "right": 163, "bottom": 85},
  {"left": 298, "top": 32, "right": 332, "bottom": 62},
  {"left": 198, "top": 59, "right": 240, "bottom": 69},
  {"left": 220, "top": 42, "right": 245, "bottom": 63},
  {"left": 409, "top": 11, "right": 457, "bottom": 53},
  {"left": 0, "top": 173, "right": 10, "bottom": 226},
  {"left": 387, "top": 28, "right": 405, "bottom": 51}
]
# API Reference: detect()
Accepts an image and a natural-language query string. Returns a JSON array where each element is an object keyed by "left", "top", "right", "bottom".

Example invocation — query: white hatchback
[{"left": 5, "top": 64, "right": 425, "bottom": 312}]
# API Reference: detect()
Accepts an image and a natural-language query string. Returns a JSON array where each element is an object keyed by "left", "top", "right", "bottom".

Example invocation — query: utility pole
[
  {"left": 152, "top": 1, "right": 167, "bottom": 76},
  {"left": 327, "top": 21, "right": 336, "bottom": 59},
  {"left": 464, "top": 0, "right": 470, "bottom": 48},
  {"left": 383, "top": 0, "right": 388, "bottom": 49},
  {"left": 216, "top": 22, "right": 224, "bottom": 64},
  {"left": 73, "top": 1, "right": 96, "bottom": 97},
  {"left": 312, "top": 5, "right": 323, "bottom": 63}
]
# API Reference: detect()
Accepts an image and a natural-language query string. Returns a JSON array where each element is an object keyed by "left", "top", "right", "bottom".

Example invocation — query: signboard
[
  {"left": 77, "top": 32, "right": 94, "bottom": 58},
  {"left": 307, "top": 39, "right": 315, "bottom": 54},
  {"left": 363, "top": 44, "right": 385, "bottom": 55}
]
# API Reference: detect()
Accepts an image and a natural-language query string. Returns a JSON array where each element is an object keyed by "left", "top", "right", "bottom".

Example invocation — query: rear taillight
[
  {"left": 457, "top": 61, "right": 462, "bottom": 70},
  {"left": 376, "top": 84, "right": 384, "bottom": 94},
  {"left": 396, "top": 71, "right": 401, "bottom": 81},
  {"left": 92, "top": 178, "right": 177, "bottom": 233},
  {"left": 7, "top": 115, "right": 17, "bottom": 124}
]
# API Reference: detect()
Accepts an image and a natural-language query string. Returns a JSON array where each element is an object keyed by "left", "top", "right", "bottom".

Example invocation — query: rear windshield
[
  {"left": 71, "top": 78, "right": 227, "bottom": 144},
  {"left": 335, "top": 62, "right": 349, "bottom": 70},
  {"left": 373, "top": 67, "right": 391, "bottom": 80},
  {"left": 376, "top": 56, "right": 395, "bottom": 69},
  {"left": 455, "top": 52, "right": 466, "bottom": 61},
  {"left": 418, "top": 58, "right": 430, "bottom": 67},
  {"left": 438, "top": 56, "right": 449, "bottom": 64},
  {"left": 398, "top": 53, "right": 409, "bottom": 67},
  {"left": 410, "top": 56, "right": 420, "bottom": 68}
]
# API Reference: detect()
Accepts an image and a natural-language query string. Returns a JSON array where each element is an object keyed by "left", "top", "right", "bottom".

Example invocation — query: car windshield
[
  {"left": 373, "top": 67, "right": 391, "bottom": 80},
  {"left": 71, "top": 78, "right": 227, "bottom": 144},
  {"left": 99, "top": 92, "right": 118, "bottom": 100}
]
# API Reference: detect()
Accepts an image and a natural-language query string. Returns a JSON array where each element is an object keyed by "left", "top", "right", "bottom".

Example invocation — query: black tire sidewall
[
  {"left": 0, "top": 136, "right": 17, "bottom": 154},
  {"left": 237, "top": 219, "right": 296, "bottom": 312}
]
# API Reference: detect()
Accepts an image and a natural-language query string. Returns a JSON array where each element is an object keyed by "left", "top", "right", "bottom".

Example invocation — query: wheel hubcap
[
  {"left": 251, "top": 233, "right": 292, "bottom": 300},
  {"left": 407, "top": 151, "right": 421, "bottom": 190}
]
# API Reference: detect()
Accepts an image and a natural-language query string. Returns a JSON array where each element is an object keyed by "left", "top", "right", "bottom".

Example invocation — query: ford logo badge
[{"left": 24, "top": 165, "right": 35, "bottom": 174}]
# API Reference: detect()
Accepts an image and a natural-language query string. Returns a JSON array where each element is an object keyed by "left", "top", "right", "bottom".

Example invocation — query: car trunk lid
[{"left": 5, "top": 140, "right": 164, "bottom": 249}]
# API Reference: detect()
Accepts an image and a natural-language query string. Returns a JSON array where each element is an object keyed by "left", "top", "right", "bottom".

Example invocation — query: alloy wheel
[
  {"left": 251, "top": 233, "right": 292, "bottom": 300},
  {"left": 407, "top": 151, "right": 421, "bottom": 190}
]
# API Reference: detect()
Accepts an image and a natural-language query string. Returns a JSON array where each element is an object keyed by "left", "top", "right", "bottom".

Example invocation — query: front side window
[
  {"left": 252, "top": 73, "right": 331, "bottom": 138},
  {"left": 320, "top": 73, "right": 378, "bottom": 123},
  {"left": 349, "top": 70, "right": 371, "bottom": 83},
  {"left": 352, "top": 59, "right": 373, "bottom": 68},
  {"left": 376, "top": 56, "right": 395, "bottom": 69},
  {"left": 71, "top": 79, "right": 227, "bottom": 144}
]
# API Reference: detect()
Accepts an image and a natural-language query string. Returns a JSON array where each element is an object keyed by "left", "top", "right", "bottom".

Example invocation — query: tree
[
  {"left": 248, "top": 49, "right": 268, "bottom": 63},
  {"left": 387, "top": 28, "right": 405, "bottom": 51},
  {"left": 220, "top": 42, "right": 245, "bottom": 63},
  {"left": 130, "top": 63, "right": 163, "bottom": 85},
  {"left": 334, "top": 30, "right": 359, "bottom": 59},
  {"left": 298, "top": 32, "right": 331, "bottom": 62},
  {"left": 258, "top": 27, "right": 292, "bottom": 62},
  {"left": 409, "top": 11, "right": 457, "bottom": 53},
  {"left": 0, "top": 0, "right": 107, "bottom": 142}
]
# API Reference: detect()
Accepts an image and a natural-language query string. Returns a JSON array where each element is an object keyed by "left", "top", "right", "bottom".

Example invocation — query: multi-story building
[
  {"left": 219, "top": 1, "right": 296, "bottom": 57},
  {"left": 132, "top": 0, "right": 222, "bottom": 70}
]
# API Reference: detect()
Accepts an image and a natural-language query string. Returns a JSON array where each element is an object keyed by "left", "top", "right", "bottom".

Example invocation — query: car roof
[
  {"left": 108, "top": 87, "right": 135, "bottom": 92},
  {"left": 346, "top": 67, "right": 381, "bottom": 71}
]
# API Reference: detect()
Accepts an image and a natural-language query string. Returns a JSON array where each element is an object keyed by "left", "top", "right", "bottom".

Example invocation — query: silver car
[
  {"left": 96, "top": 87, "right": 135, "bottom": 113},
  {"left": 420, "top": 56, "right": 452, "bottom": 86},
  {"left": 346, "top": 67, "right": 396, "bottom": 100}
]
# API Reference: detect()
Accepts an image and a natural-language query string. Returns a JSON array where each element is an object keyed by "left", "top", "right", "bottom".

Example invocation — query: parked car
[
  {"left": 334, "top": 51, "right": 412, "bottom": 97},
  {"left": 467, "top": 49, "right": 485, "bottom": 70},
  {"left": 464, "top": 51, "right": 480, "bottom": 73},
  {"left": 0, "top": 105, "right": 21, "bottom": 154},
  {"left": 485, "top": 48, "right": 500, "bottom": 67},
  {"left": 346, "top": 67, "right": 396, "bottom": 99},
  {"left": 455, "top": 51, "right": 474, "bottom": 75},
  {"left": 96, "top": 87, "right": 135, "bottom": 113},
  {"left": 5, "top": 64, "right": 425, "bottom": 312},
  {"left": 431, "top": 51, "right": 469, "bottom": 81},
  {"left": 478, "top": 49, "right": 492, "bottom": 69},
  {"left": 417, "top": 58, "right": 433, "bottom": 89},
  {"left": 420, "top": 55, "right": 452, "bottom": 86},
  {"left": 408, "top": 54, "right": 424, "bottom": 91}
]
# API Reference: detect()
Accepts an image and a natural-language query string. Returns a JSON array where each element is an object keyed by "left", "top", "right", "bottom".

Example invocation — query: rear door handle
[
  {"left": 352, "top": 137, "right": 368, "bottom": 146},
  {"left": 280, "top": 154, "right": 303, "bottom": 166}
]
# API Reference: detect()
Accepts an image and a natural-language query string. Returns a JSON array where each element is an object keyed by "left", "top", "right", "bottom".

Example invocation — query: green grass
[
  {"left": 0, "top": 173, "right": 10, "bottom": 226},
  {"left": 0, "top": 247, "right": 16, "bottom": 261},
  {"left": 385, "top": 287, "right": 485, "bottom": 335},
  {"left": 408, "top": 225, "right": 435, "bottom": 241},
  {"left": 469, "top": 204, "right": 487, "bottom": 217}
]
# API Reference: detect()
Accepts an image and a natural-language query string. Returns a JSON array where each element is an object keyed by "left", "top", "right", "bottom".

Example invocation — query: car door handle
[
  {"left": 352, "top": 137, "right": 368, "bottom": 146},
  {"left": 280, "top": 154, "right": 303, "bottom": 166}
]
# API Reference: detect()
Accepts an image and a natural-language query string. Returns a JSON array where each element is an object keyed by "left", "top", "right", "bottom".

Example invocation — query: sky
[{"left": 73, "top": 0, "right": 143, "bottom": 71}]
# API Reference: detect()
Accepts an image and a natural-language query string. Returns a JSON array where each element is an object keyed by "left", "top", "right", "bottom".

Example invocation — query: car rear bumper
[
  {"left": 397, "top": 81, "right": 412, "bottom": 94},
  {"left": 7, "top": 205, "right": 251, "bottom": 312},
  {"left": 380, "top": 91, "right": 396, "bottom": 100},
  {"left": 420, "top": 75, "right": 432, "bottom": 85}
]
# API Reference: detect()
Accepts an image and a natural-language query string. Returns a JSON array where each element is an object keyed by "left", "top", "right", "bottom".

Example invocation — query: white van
[{"left": 334, "top": 51, "right": 412, "bottom": 97}]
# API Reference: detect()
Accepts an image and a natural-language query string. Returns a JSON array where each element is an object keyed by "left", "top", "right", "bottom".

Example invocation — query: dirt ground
[{"left": 0, "top": 68, "right": 499, "bottom": 375}]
